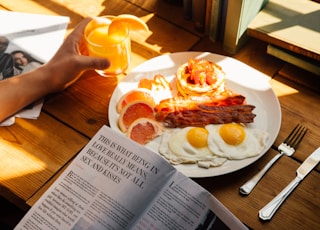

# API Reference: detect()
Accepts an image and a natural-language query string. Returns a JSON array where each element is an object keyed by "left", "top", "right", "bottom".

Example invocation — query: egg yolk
[
  {"left": 219, "top": 123, "right": 246, "bottom": 145},
  {"left": 187, "top": 127, "right": 208, "bottom": 148}
]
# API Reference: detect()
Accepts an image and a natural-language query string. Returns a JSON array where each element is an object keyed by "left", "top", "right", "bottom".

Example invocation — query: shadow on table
[{"left": 0, "top": 196, "right": 26, "bottom": 229}]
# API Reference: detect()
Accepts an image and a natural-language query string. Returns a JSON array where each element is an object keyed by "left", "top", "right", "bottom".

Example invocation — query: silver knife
[{"left": 259, "top": 147, "right": 320, "bottom": 220}]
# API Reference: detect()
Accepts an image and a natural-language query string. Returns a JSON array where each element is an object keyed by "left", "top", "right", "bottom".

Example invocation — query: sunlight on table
[
  {"left": 270, "top": 79, "right": 299, "bottom": 97},
  {"left": 0, "top": 142, "right": 46, "bottom": 181}
]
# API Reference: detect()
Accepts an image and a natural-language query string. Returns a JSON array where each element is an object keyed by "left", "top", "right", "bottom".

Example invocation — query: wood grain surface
[{"left": 0, "top": 0, "right": 319, "bottom": 229}]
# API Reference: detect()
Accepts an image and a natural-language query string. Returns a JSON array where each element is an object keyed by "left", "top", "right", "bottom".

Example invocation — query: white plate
[{"left": 109, "top": 52, "right": 281, "bottom": 178}]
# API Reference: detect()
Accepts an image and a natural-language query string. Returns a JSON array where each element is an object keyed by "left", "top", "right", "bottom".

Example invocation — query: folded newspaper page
[{"left": 15, "top": 125, "right": 247, "bottom": 230}]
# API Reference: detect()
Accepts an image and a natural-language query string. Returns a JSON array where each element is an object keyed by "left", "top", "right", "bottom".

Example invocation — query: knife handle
[
  {"left": 259, "top": 177, "right": 300, "bottom": 220},
  {"left": 240, "top": 153, "right": 283, "bottom": 195}
]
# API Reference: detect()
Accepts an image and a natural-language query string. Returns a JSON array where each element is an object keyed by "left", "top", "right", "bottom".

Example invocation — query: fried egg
[
  {"left": 159, "top": 127, "right": 227, "bottom": 168},
  {"left": 206, "top": 123, "right": 269, "bottom": 160}
]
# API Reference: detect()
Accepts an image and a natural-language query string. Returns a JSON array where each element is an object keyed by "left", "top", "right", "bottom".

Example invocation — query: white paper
[{"left": 15, "top": 125, "right": 247, "bottom": 230}]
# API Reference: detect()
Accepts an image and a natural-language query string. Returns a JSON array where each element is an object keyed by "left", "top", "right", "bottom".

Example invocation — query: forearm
[
  {"left": 0, "top": 65, "right": 54, "bottom": 122},
  {"left": 0, "top": 17, "right": 110, "bottom": 123}
]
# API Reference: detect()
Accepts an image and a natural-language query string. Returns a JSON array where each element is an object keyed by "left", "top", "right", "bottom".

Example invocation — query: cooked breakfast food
[
  {"left": 153, "top": 59, "right": 256, "bottom": 128},
  {"left": 115, "top": 58, "right": 268, "bottom": 168},
  {"left": 159, "top": 126, "right": 227, "bottom": 168},
  {"left": 176, "top": 59, "right": 226, "bottom": 96},
  {"left": 155, "top": 94, "right": 256, "bottom": 128},
  {"left": 159, "top": 123, "right": 268, "bottom": 168},
  {"left": 138, "top": 74, "right": 171, "bottom": 92},
  {"left": 206, "top": 123, "right": 268, "bottom": 160}
]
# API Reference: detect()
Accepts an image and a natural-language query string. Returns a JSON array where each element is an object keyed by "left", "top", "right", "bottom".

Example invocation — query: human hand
[{"left": 44, "top": 18, "right": 110, "bottom": 92}]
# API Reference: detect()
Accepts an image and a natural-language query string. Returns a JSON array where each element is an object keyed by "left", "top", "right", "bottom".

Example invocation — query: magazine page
[
  {"left": 15, "top": 125, "right": 177, "bottom": 230},
  {"left": 15, "top": 125, "right": 247, "bottom": 230},
  {"left": 132, "top": 172, "right": 247, "bottom": 230},
  {"left": 0, "top": 10, "right": 69, "bottom": 126}
]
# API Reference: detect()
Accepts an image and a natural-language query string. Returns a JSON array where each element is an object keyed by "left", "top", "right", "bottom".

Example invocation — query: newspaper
[
  {"left": 0, "top": 10, "right": 69, "bottom": 126},
  {"left": 15, "top": 125, "right": 247, "bottom": 230}
]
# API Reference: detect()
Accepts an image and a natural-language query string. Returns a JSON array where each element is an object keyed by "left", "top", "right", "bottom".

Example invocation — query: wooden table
[{"left": 1, "top": 1, "right": 320, "bottom": 229}]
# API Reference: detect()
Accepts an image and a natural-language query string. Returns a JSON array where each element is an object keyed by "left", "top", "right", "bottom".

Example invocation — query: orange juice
[{"left": 84, "top": 16, "right": 131, "bottom": 76}]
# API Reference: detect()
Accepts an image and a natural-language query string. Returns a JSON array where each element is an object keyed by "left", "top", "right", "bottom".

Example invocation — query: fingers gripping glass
[{"left": 84, "top": 16, "right": 131, "bottom": 76}]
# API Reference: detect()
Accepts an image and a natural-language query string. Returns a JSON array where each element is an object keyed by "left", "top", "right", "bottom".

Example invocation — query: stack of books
[
  {"left": 183, "top": 0, "right": 268, "bottom": 54},
  {"left": 248, "top": 0, "right": 320, "bottom": 75}
]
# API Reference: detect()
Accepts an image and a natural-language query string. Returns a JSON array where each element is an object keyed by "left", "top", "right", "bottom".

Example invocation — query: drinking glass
[{"left": 84, "top": 16, "right": 131, "bottom": 76}]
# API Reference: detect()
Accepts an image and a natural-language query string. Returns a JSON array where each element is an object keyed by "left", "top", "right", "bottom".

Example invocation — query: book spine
[
  {"left": 247, "top": 28, "right": 320, "bottom": 61},
  {"left": 183, "top": 0, "right": 192, "bottom": 20},
  {"left": 205, "top": 0, "right": 213, "bottom": 34},
  {"left": 223, "top": 0, "right": 266, "bottom": 54},
  {"left": 219, "top": 0, "right": 228, "bottom": 41},
  {"left": 222, "top": 0, "right": 244, "bottom": 53},
  {"left": 192, "top": 0, "right": 206, "bottom": 33},
  {"left": 267, "top": 44, "right": 320, "bottom": 76},
  {"left": 208, "top": 0, "right": 222, "bottom": 41}
]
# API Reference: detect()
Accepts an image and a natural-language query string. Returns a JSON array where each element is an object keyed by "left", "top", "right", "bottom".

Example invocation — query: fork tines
[{"left": 284, "top": 124, "right": 308, "bottom": 149}]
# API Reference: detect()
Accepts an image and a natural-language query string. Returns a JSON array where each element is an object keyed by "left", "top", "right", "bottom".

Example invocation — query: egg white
[
  {"left": 206, "top": 124, "right": 269, "bottom": 160},
  {"left": 159, "top": 127, "right": 227, "bottom": 168}
]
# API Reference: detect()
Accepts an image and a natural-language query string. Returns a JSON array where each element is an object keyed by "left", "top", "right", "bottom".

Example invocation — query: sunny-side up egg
[
  {"left": 206, "top": 123, "right": 269, "bottom": 160},
  {"left": 159, "top": 127, "right": 227, "bottom": 168}
]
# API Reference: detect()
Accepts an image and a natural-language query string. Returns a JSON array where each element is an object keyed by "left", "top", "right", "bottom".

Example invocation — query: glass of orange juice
[{"left": 84, "top": 16, "right": 131, "bottom": 76}]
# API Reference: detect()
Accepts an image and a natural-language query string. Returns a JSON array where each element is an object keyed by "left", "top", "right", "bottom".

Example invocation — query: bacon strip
[{"left": 155, "top": 95, "right": 256, "bottom": 128}]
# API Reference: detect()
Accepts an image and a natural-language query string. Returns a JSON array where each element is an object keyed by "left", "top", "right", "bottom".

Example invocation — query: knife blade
[{"left": 259, "top": 147, "right": 320, "bottom": 220}]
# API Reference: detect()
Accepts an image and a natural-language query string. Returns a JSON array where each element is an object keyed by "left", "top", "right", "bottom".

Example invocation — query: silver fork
[{"left": 239, "top": 124, "right": 308, "bottom": 195}]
